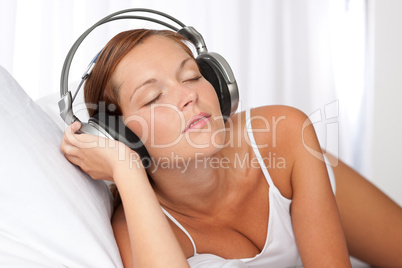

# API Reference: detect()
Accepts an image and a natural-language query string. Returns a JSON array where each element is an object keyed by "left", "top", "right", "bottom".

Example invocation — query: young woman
[{"left": 61, "top": 29, "right": 402, "bottom": 268}]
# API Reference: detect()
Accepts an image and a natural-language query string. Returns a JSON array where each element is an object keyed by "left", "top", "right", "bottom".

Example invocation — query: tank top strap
[
  {"left": 245, "top": 109, "right": 277, "bottom": 189},
  {"left": 161, "top": 207, "right": 197, "bottom": 256}
]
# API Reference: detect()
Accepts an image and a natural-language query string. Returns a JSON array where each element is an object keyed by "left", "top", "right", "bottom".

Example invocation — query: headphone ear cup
[
  {"left": 88, "top": 111, "right": 151, "bottom": 168},
  {"left": 196, "top": 56, "right": 232, "bottom": 120}
]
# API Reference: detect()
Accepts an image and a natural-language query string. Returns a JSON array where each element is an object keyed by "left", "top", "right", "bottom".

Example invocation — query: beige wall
[{"left": 371, "top": 0, "right": 402, "bottom": 205}]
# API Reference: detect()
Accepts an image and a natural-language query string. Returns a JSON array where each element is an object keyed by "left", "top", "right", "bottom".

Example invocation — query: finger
[
  {"left": 70, "top": 121, "right": 82, "bottom": 134},
  {"left": 64, "top": 123, "right": 99, "bottom": 149},
  {"left": 65, "top": 124, "right": 79, "bottom": 145},
  {"left": 63, "top": 152, "right": 81, "bottom": 166},
  {"left": 63, "top": 123, "right": 78, "bottom": 145},
  {"left": 65, "top": 156, "right": 94, "bottom": 178},
  {"left": 61, "top": 130, "right": 73, "bottom": 152},
  {"left": 61, "top": 141, "right": 80, "bottom": 157}
]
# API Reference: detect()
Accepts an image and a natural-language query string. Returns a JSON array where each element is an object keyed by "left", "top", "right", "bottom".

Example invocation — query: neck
[{"left": 149, "top": 152, "right": 233, "bottom": 217}]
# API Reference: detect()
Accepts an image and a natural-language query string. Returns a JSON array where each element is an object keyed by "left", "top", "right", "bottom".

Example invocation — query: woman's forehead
[
  {"left": 111, "top": 35, "right": 196, "bottom": 95},
  {"left": 116, "top": 35, "right": 193, "bottom": 72},
  {"left": 132, "top": 35, "right": 189, "bottom": 58}
]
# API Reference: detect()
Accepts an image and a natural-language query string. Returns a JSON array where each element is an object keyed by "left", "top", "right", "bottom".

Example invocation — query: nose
[{"left": 175, "top": 84, "right": 198, "bottom": 111}]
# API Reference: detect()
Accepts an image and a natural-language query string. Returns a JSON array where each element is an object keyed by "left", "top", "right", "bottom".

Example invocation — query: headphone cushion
[{"left": 196, "top": 57, "right": 232, "bottom": 119}]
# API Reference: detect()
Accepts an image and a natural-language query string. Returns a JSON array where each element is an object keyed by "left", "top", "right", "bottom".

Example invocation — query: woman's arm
[
  {"left": 61, "top": 122, "right": 189, "bottom": 268},
  {"left": 286, "top": 108, "right": 351, "bottom": 267},
  {"left": 330, "top": 155, "right": 402, "bottom": 267},
  {"left": 112, "top": 160, "right": 188, "bottom": 267}
]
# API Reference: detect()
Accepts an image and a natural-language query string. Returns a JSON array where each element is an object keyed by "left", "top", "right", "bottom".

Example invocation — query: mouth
[{"left": 183, "top": 112, "right": 211, "bottom": 133}]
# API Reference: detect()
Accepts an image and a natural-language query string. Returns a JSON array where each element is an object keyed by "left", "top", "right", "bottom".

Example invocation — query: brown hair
[{"left": 84, "top": 29, "right": 194, "bottom": 116}]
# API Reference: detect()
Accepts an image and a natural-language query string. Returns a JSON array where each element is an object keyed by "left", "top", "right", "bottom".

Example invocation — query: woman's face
[{"left": 113, "top": 35, "right": 225, "bottom": 162}]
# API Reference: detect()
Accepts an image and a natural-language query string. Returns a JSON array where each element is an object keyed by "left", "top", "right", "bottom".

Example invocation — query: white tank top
[{"left": 162, "top": 109, "right": 336, "bottom": 268}]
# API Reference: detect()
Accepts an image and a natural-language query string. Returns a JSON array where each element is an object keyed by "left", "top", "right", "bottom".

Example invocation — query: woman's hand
[{"left": 60, "top": 121, "right": 142, "bottom": 182}]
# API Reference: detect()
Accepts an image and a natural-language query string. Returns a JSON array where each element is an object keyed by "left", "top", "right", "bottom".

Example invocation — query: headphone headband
[
  {"left": 59, "top": 8, "right": 224, "bottom": 125},
  {"left": 59, "top": 8, "right": 208, "bottom": 98}
]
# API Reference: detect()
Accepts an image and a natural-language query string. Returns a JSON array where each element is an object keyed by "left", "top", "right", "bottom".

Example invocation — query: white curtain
[{"left": 0, "top": 0, "right": 371, "bottom": 177}]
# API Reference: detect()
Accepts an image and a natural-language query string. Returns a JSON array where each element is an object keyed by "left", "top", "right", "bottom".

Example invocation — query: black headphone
[{"left": 59, "top": 8, "right": 239, "bottom": 167}]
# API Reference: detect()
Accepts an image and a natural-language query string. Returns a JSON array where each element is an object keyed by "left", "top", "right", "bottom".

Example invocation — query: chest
[{"left": 175, "top": 171, "right": 272, "bottom": 259}]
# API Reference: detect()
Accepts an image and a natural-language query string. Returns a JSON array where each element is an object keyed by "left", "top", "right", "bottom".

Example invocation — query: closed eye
[
  {"left": 184, "top": 75, "right": 202, "bottom": 83},
  {"left": 144, "top": 93, "right": 162, "bottom": 106}
]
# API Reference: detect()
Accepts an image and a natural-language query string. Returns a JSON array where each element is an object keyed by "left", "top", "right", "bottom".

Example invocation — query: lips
[{"left": 183, "top": 112, "right": 211, "bottom": 133}]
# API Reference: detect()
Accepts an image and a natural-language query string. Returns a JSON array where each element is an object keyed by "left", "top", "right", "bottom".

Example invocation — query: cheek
[
  {"left": 126, "top": 107, "right": 185, "bottom": 151},
  {"left": 201, "top": 79, "right": 220, "bottom": 102},
  {"left": 151, "top": 109, "right": 184, "bottom": 145},
  {"left": 124, "top": 113, "right": 151, "bottom": 143},
  {"left": 200, "top": 85, "right": 222, "bottom": 116}
]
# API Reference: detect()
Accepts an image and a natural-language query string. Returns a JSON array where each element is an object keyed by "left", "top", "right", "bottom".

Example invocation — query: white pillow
[
  {"left": 36, "top": 80, "right": 89, "bottom": 132},
  {"left": 0, "top": 66, "right": 123, "bottom": 268}
]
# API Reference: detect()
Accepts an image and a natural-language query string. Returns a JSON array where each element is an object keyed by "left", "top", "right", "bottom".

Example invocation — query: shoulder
[
  {"left": 249, "top": 105, "right": 309, "bottom": 127},
  {"left": 232, "top": 105, "right": 309, "bottom": 134},
  {"left": 237, "top": 105, "right": 314, "bottom": 198},
  {"left": 229, "top": 105, "right": 309, "bottom": 141},
  {"left": 241, "top": 105, "right": 311, "bottom": 153}
]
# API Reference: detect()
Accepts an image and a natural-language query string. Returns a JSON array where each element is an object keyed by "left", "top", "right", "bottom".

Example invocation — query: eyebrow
[
  {"left": 129, "top": 57, "right": 194, "bottom": 102},
  {"left": 129, "top": 78, "right": 156, "bottom": 101}
]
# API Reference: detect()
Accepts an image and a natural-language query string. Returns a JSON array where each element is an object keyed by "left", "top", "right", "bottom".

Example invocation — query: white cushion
[
  {"left": 0, "top": 66, "right": 123, "bottom": 267},
  {"left": 36, "top": 80, "right": 89, "bottom": 131}
]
